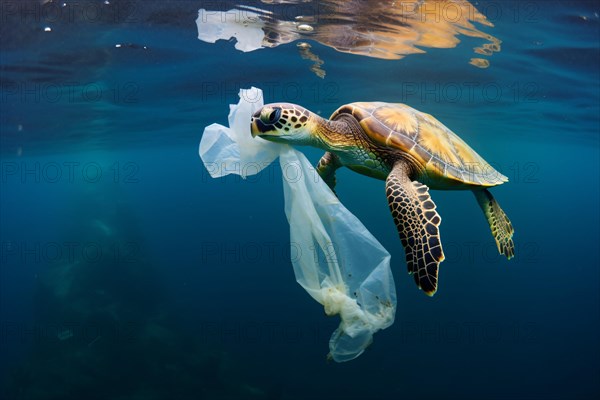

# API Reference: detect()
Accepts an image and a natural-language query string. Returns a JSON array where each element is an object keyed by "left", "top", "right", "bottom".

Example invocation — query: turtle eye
[{"left": 261, "top": 107, "right": 281, "bottom": 125}]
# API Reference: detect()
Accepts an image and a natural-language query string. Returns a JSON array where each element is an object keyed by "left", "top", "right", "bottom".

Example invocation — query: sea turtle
[{"left": 250, "top": 102, "right": 514, "bottom": 296}]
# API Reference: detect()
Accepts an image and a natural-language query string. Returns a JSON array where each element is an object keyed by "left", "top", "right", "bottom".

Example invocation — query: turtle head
[{"left": 251, "top": 103, "right": 318, "bottom": 145}]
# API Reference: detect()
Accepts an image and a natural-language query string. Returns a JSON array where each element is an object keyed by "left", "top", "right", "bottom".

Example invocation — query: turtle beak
[
  {"left": 250, "top": 119, "right": 259, "bottom": 138},
  {"left": 250, "top": 112, "right": 271, "bottom": 138},
  {"left": 251, "top": 111, "right": 259, "bottom": 137}
]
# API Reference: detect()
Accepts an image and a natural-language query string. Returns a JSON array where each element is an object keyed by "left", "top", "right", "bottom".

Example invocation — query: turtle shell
[{"left": 330, "top": 102, "right": 507, "bottom": 187}]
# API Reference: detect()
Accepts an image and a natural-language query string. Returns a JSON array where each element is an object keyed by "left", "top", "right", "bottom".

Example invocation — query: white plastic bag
[
  {"left": 199, "top": 87, "right": 396, "bottom": 362},
  {"left": 196, "top": 9, "right": 267, "bottom": 52}
]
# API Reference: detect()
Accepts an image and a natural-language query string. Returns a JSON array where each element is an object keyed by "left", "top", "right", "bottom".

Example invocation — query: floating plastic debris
[
  {"left": 469, "top": 58, "right": 490, "bottom": 68},
  {"left": 297, "top": 42, "right": 325, "bottom": 78},
  {"left": 199, "top": 87, "right": 396, "bottom": 362},
  {"left": 297, "top": 24, "right": 314, "bottom": 32}
]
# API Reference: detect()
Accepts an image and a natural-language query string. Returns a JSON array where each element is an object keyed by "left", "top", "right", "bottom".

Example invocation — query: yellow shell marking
[{"left": 330, "top": 102, "right": 507, "bottom": 187}]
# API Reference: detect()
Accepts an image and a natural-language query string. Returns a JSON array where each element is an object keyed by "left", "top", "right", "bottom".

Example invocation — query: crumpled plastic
[
  {"left": 199, "top": 87, "right": 396, "bottom": 362},
  {"left": 196, "top": 9, "right": 266, "bottom": 52}
]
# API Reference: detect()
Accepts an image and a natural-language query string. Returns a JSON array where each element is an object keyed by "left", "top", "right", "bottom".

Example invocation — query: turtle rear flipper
[
  {"left": 474, "top": 189, "right": 515, "bottom": 259},
  {"left": 386, "top": 161, "right": 445, "bottom": 296}
]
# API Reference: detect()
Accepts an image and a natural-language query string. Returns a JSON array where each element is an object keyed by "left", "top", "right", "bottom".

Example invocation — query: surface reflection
[{"left": 196, "top": 0, "right": 501, "bottom": 77}]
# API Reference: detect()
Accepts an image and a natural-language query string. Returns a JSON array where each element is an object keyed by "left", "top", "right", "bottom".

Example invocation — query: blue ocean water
[{"left": 0, "top": 1, "right": 599, "bottom": 399}]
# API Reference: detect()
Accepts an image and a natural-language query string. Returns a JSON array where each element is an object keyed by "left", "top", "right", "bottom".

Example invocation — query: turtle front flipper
[
  {"left": 386, "top": 161, "right": 445, "bottom": 296},
  {"left": 474, "top": 189, "right": 515, "bottom": 259},
  {"left": 316, "top": 152, "right": 341, "bottom": 194}
]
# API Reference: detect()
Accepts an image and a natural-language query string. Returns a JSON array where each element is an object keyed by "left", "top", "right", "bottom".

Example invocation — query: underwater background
[{"left": 0, "top": 1, "right": 598, "bottom": 399}]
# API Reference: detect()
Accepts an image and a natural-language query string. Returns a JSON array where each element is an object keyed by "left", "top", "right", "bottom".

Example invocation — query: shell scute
[{"left": 330, "top": 102, "right": 507, "bottom": 187}]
